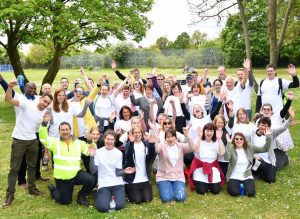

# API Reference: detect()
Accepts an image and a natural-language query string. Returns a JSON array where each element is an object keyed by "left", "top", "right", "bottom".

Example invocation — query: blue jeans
[
  {"left": 157, "top": 180, "right": 186, "bottom": 202},
  {"left": 246, "top": 109, "right": 252, "bottom": 121},
  {"left": 95, "top": 185, "right": 125, "bottom": 212}
]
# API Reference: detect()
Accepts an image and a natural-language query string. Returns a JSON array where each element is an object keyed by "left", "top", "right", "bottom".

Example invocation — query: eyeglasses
[
  {"left": 75, "top": 90, "right": 84, "bottom": 95},
  {"left": 234, "top": 137, "right": 244, "bottom": 141},
  {"left": 262, "top": 108, "right": 271, "bottom": 111},
  {"left": 157, "top": 78, "right": 164, "bottom": 81},
  {"left": 134, "top": 83, "right": 140, "bottom": 86},
  {"left": 163, "top": 121, "right": 172, "bottom": 125},
  {"left": 133, "top": 131, "right": 142, "bottom": 134},
  {"left": 146, "top": 77, "right": 153, "bottom": 80}
]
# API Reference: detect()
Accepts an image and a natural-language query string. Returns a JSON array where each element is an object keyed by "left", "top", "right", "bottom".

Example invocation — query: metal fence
[
  {"left": 60, "top": 48, "right": 225, "bottom": 69},
  {"left": 0, "top": 64, "right": 13, "bottom": 71}
]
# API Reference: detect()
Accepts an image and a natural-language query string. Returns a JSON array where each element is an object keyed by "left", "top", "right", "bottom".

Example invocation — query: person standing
[{"left": 2, "top": 80, "right": 53, "bottom": 207}]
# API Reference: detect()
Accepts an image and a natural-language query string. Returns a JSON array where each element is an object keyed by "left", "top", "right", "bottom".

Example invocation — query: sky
[{"left": 138, "top": 0, "right": 226, "bottom": 47}]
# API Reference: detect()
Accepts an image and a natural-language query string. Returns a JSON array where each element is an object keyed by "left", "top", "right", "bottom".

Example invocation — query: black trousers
[
  {"left": 175, "top": 116, "right": 186, "bottom": 134},
  {"left": 274, "top": 149, "right": 289, "bottom": 170},
  {"left": 18, "top": 133, "right": 43, "bottom": 184},
  {"left": 252, "top": 159, "right": 276, "bottom": 183},
  {"left": 193, "top": 180, "right": 221, "bottom": 195},
  {"left": 50, "top": 170, "right": 95, "bottom": 205},
  {"left": 79, "top": 137, "right": 90, "bottom": 173},
  {"left": 227, "top": 179, "right": 255, "bottom": 197},
  {"left": 218, "top": 161, "right": 229, "bottom": 176},
  {"left": 125, "top": 181, "right": 153, "bottom": 204}
]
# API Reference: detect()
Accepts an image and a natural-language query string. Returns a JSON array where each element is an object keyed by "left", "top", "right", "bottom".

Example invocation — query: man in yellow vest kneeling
[{"left": 39, "top": 116, "right": 95, "bottom": 206}]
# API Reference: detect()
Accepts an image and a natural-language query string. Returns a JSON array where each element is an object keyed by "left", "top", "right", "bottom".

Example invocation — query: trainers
[
  {"left": 29, "top": 188, "right": 44, "bottom": 196},
  {"left": 19, "top": 183, "right": 27, "bottom": 189},
  {"left": 2, "top": 193, "right": 14, "bottom": 207},
  {"left": 47, "top": 184, "right": 56, "bottom": 193},
  {"left": 76, "top": 196, "right": 89, "bottom": 206}
]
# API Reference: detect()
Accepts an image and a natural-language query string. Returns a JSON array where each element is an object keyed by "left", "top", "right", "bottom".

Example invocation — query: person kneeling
[
  {"left": 89, "top": 130, "right": 135, "bottom": 212},
  {"left": 39, "top": 120, "right": 95, "bottom": 206}
]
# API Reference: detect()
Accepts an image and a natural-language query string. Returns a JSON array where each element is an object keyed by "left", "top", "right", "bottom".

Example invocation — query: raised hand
[
  {"left": 197, "top": 127, "right": 203, "bottom": 139},
  {"left": 286, "top": 91, "right": 294, "bottom": 100},
  {"left": 111, "top": 60, "right": 117, "bottom": 70},
  {"left": 109, "top": 111, "right": 117, "bottom": 121},
  {"left": 89, "top": 143, "right": 96, "bottom": 156},
  {"left": 226, "top": 100, "right": 234, "bottom": 111},
  {"left": 9, "top": 80, "right": 18, "bottom": 88},
  {"left": 226, "top": 133, "right": 232, "bottom": 143},
  {"left": 128, "top": 131, "right": 135, "bottom": 142},
  {"left": 124, "top": 167, "right": 136, "bottom": 174},
  {"left": 220, "top": 91, "right": 227, "bottom": 102},
  {"left": 288, "top": 64, "right": 297, "bottom": 76},
  {"left": 183, "top": 124, "right": 192, "bottom": 137},
  {"left": 216, "top": 130, "right": 223, "bottom": 140},
  {"left": 43, "top": 112, "right": 51, "bottom": 123},
  {"left": 289, "top": 108, "right": 295, "bottom": 121},
  {"left": 203, "top": 68, "right": 209, "bottom": 77},
  {"left": 80, "top": 67, "right": 85, "bottom": 75},
  {"left": 148, "top": 133, "right": 157, "bottom": 143},
  {"left": 264, "top": 127, "right": 272, "bottom": 135},
  {"left": 243, "top": 59, "right": 251, "bottom": 70}
]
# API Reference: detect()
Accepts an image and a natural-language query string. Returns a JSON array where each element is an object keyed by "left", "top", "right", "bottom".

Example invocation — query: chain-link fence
[{"left": 60, "top": 48, "right": 225, "bottom": 69}]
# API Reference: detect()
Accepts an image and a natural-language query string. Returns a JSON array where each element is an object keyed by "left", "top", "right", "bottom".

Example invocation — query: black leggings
[
  {"left": 194, "top": 180, "right": 221, "bottom": 195},
  {"left": 274, "top": 149, "right": 289, "bottom": 170},
  {"left": 174, "top": 116, "right": 186, "bottom": 134},
  {"left": 252, "top": 159, "right": 276, "bottom": 183},
  {"left": 125, "top": 181, "right": 153, "bottom": 204},
  {"left": 227, "top": 179, "right": 255, "bottom": 197},
  {"left": 79, "top": 137, "right": 90, "bottom": 173}
]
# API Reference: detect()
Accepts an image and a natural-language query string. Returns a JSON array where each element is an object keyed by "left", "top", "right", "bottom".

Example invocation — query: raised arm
[
  {"left": 111, "top": 60, "right": 126, "bottom": 81},
  {"left": 112, "top": 74, "right": 130, "bottom": 98},
  {"left": 280, "top": 91, "right": 293, "bottom": 118},
  {"left": 253, "top": 128, "right": 273, "bottom": 153},
  {"left": 5, "top": 80, "right": 19, "bottom": 107},
  {"left": 80, "top": 67, "right": 93, "bottom": 91},
  {"left": 182, "top": 126, "right": 195, "bottom": 153},
  {"left": 287, "top": 64, "right": 299, "bottom": 88}
]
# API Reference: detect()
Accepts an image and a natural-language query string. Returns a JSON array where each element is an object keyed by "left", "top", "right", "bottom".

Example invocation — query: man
[
  {"left": 2, "top": 80, "right": 53, "bottom": 207},
  {"left": 217, "top": 65, "right": 227, "bottom": 86},
  {"left": 60, "top": 77, "right": 70, "bottom": 95},
  {"left": 41, "top": 83, "right": 52, "bottom": 95},
  {"left": 256, "top": 64, "right": 299, "bottom": 114},
  {"left": 181, "top": 74, "right": 193, "bottom": 95},
  {"left": 39, "top": 119, "right": 95, "bottom": 206}
]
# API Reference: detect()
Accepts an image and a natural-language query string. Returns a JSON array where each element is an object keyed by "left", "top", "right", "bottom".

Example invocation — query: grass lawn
[{"left": 0, "top": 67, "right": 299, "bottom": 218}]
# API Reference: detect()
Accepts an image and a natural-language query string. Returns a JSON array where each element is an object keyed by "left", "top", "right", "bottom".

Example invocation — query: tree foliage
[
  {"left": 172, "top": 32, "right": 191, "bottom": 49},
  {"left": 190, "top": 30, "right": 208, "bottom": 48},
  {"left": 156, "top": 37, "right": 169, "bottom": 50},
  {"left": 28, "top": 44, "right": 52, "bottom": 65}
]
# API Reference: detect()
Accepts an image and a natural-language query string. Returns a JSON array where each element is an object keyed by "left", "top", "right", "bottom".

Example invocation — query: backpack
[{"left": 259, "top": 78, "right": 287, "bottom": 103}]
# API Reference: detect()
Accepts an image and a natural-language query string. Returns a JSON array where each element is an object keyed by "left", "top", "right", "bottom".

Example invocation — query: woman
[
  {"left": 157, "top": 117, "right": 185, "bottom": 144},
  {"left": 132, "top": 80, "right": 144, "bottom": 113},
  {"left": 118, "top": 116, "right": 146, "bottom": 145},
  {"left": 114, "top": 105, "right": 133, "bottom": 134},
  {"left": 213, "top": 115, "right": 231, "bottom": 176},
  {"left": 163, "top": 82, "right": 186, "bottom": 133},
  {"left": 93, "top": 84, "right": 115, "bottom": 133},
  {"left": 210, "top": 79, "right": 223, "bottom": 114},
  {"left": 89, "top": 130, "right": 135, "bottom": 212},
  {"left": 130, "top": 85, "right": 163, "bottom": 131},
  {"left": 162, "top": 81, "right": 171, "bottom": 103},
  {"left": 228, "top": 108, "right": 256, "bottom": 143},
  {"left": 155, "top": 127, "right": 194, "bottom": 202},
  {"left": 224, "top": 131, "right": 272, "bottom": 197},
  {"left": 188, "top": 123, "right": 225, "bottom": 195},
  {"left": 124, "top": 126, "right": 156, "bottom": 204},
  {"left": 187, "top": 83, "right": 208, "bottom": 115}
]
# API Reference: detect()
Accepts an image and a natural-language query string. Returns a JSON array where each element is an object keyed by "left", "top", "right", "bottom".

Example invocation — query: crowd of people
[{"left": 0, "top": 59, "right": 298, "bottom": 212}]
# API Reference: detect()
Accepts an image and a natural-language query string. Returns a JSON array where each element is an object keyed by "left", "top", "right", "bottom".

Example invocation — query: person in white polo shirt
[{"left": 2, "top": 80, "right": 53, "bottom": 207}]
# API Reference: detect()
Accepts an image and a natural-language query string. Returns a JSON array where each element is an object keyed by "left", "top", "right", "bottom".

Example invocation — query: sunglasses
[
  {"left": 163, "top": 121, "right": 172, "bottom": 125},
  {"left": 157, "top": 78, "right": 164, "bottom": 81},
  {"left": 75, "top": 90, "right": 84, "bottom": 95},
  {"left": 234, "top": 137, "right": 244, "bottom": 141},
  {"left": 146, "top": 77, "right": 153, "bottom": 80}
]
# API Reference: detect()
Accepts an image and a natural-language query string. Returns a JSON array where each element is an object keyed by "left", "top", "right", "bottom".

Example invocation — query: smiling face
[
  {"left": 38, "top": 96, "right": 52, "bottom": 110},
  {"left": 104, "top": 134, "right": 116, "bottom": 150},
  {"left": 122, "top": 108, "right": 131, "bottom": 121},
  {"left": 261, "top": 105, "right": 272, "bottom": 117},
  {"left": 233, "top": 133, "right": 245, "bottom": 149},
  {"left": 74, "top": 87, "right": 84, "bottom": 101},
  {"left": 266, "top": 67, "right": 276, "bottom": 80},
  {"left": 215, "top": 117, "right": 225, "bottom": 130},
  {"left": 60, "top": 78, "right": 69, "bottom": 90},
  {"left": 100, "top": 85, "right": 109, "bottom": 96},
  {"left": 163, "top": 82, "right": 171, "bottom": 93},
  {"left": 204, "top": 129, "right": 214, "bottom": 141},
  {"left": 145, "top": 87, "right": 153, "bottom": 98},
  {"left": 237, "top": 110, "right": 247, "bottom": 123},
  {"left": 132, "top": 127, "right": 142, "bottom": 142},
  {"left": 59, "top": 124, "right": 72, "bottom": 141},
  {"left": 193, "top": 104, "right": 203, "bottom": 119},
  {"left": 90, "top": 129, "right": 100, "bottom": 142},
  {"left": 131, "top": 117, "right": 141, "bottom": 126},
  {"left": 237, "top": 70, "right": 244, "bottom": 82},
  {"left": 56, "top": 91, "right": 66, "bottom": 104},
  {"left": 165, "top": 133, "right": 176, "bottom": 146},
  {"left": 25, "top": 83, "right": 37, "bottom": 96}
]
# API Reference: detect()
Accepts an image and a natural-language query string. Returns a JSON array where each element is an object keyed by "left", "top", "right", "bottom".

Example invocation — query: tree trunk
[
  {"left": 6, "top": 38, "right": 29, "bottom": 83},
  {"left": 40, "top": 44, "right": 63, "bottom": 93},
  {"left": 237, "top": 0, "right": 258, "bottom": 92},
  {"left": 268, "top": 0, "right": 278, "bottom": 66}
]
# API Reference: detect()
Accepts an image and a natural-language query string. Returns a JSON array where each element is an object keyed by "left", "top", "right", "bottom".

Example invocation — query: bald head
[{"left": 42, "top": 83, "right": 52, "bottom": 95}]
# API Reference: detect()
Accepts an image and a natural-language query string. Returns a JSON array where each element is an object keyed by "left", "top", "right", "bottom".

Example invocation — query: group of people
[{"left": 0, "top": 59, "right": 298, "bottom": 212}]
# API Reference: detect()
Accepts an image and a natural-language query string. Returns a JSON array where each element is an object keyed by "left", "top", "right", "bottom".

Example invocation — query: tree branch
[{"left": 0, "top": 41, "right": 8, "bottom": 50}]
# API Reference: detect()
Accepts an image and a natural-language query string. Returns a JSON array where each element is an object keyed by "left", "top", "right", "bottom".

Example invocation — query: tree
[
  {"left": 156, "top": 37, "right": 169, "bottom": 50},
  {"left": 0, "top": 0, "right": 46, "bottom": 81},
  {"left": 173, "top": 32, "right": 190, "bottom": 49},
  {"left": 28, "top": 44, "right": 52, "bottom": 65},
  {"left": 190, "top": 31, "right": 208, "bottom": 48},
  {"left": 108, "top": 42, "right": 135, "bottom": 66}
]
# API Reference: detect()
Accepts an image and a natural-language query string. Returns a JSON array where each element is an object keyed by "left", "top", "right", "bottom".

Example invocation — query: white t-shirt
[
  {"left": 166, "top": 145, "right": 179, "bottom": 167},
  {"left": 69, "top": 101, "right": 87, "bottom": 138},
  {"left": 252, "top": 133, "right": 271, "bottom": 164},
  {"left": 230, "top": 148, "right": 253, "bottom": 180},
  {"left": 114, "top": 119, "right": 132, "bottom": 133},
  {"left": 12, "top": 100, "right": 47, "bottom": 140},
  {"left": 158, "top": 131, "right": 185, "bottom": 144},
  {"left": 230, "top": 121, "right": 256, "bottom": 143},
  {"left": 222, "top": 85, "right": 243, "bottom": 114},
  {"left": 13, "top": 92, "right": 39, "bottom": 116},
  {"left": 188, "top": 115, "right": 212, "bottom": 140},
  {"left": 188, "top": 95, "right": 207, "bottom": 116},
  {"left": 114, "top": 93, "right": 133, "bottom": 117},
  {"left": 94, "top": 147, "right": 123, "bottom": 188},
  {"left": 163, "top": 95, "right": 183, "bottom": 117},
  {"left": 258, "top": 77, "right": 290, "bottom": 113},
  {"left": 49, "top": 104, "right": 76, "bottom": 138},
  {"left": 94, "top": 95, "right": 115, "bottom": 127},
  {"left": 238, "top": 81, "right": 253, "bottom": 110},
  {"left": 193, "top": 140, "right": 221, "bottom": 183},
  {"left": 133, "top": 142, "right": 148, "bottom": 183}
]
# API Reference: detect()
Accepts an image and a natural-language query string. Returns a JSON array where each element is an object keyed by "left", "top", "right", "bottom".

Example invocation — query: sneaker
[
  {"left": 76, "top": 196, "right": 89, "bottom": 206},
  {"left": 2, "top": 193, "right": 14, "bottom": 208},
  {"left": 47, "top": 184, "right": 56, "bottom": 193},
  {"left": 19, "top": 183, "right": 27, "bottom": 189},
  {"left": 29, "top": 188, "right": 44, "bottom": 196}
]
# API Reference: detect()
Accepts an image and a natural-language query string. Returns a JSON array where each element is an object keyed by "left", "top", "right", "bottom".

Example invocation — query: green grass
[{"left": 0, "top": 68, "right": 299, "bottom": 218}]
